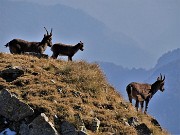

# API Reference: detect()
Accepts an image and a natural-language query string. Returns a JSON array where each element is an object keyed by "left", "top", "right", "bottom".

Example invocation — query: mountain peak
[{"left": 155, "top": 48, "right": 180, "bottom": 69}]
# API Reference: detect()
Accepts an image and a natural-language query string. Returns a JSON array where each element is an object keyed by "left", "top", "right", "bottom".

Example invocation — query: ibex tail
[
  {"left": 4, "top": 43, "right": 9, "bottom": 47},
  {"left": 126, "top": 84, "right": 132, "bottom": 103}
]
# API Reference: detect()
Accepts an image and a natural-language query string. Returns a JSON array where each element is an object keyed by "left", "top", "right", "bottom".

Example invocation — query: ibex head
[
  {"left": 43, "top": 27, "right": 53, "bottom": 47},
  {"left": 78, "top": 41, "right": 84, "bottom": 51},
  {"left": 156, "top": 73, "right": 165, "bottom": 92}
]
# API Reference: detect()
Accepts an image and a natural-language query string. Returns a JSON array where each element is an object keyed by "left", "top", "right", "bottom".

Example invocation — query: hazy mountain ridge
[
  {"left": 155, "top": 48, "right": 180, "bottom": 69},
  {"left": 0, "top": 0, "right": 152, "bottom": 68}
]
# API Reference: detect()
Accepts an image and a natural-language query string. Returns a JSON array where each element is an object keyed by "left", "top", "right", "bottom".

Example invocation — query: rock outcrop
[
  {"left": 0, "top": 89, "right": 34, "bottom": 121},
  {"left": 0, "top": 89, "right": 61, "bottom": 135},
  {"left": 0, "top": 66, "right": 24, "bottom": 82},
  {"left": 19, "top": 113, "right": 59, "bottom": 135}
]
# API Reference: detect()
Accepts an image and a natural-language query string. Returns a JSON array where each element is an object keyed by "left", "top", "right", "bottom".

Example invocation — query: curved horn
[
  {"left": 50, "top": 28, "right": 53, "bottom": 35},
  {"left": 163, "top": 75, "right": 165, "bottom": 81},
  {"left": 44, "top": 27, "right": 49, "bottom": 35},
  {"left": 160, "top": 73, "right": 162, "bottom": 80}
]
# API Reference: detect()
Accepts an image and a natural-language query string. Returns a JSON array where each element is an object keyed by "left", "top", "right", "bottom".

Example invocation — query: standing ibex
[
  {"left": 5, "top": 27, "right": 53, "bottom": 54},
  {"left": 126, "top": 74, "right": 165, "bottom": 113},
  {"left": 51, "top": 41, "right": 84, "bottom": 61}
]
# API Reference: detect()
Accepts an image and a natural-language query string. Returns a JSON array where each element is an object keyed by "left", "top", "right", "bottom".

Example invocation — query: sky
[{"left": 6, "top": 0, "right": 180, "bottom": 69}]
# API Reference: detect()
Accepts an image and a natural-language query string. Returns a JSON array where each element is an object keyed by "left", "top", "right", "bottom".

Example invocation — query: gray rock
[
  {"left": 60, "top": 121, "right": 78, "bottom": 135},
  {"left": 91, "top": 117, "right": 100, "bottom": 132},
  {"left": 0, "top": 115, "right": 8, "bottom": 132},
  {"left": 19, "top": 122, "right": 29, "bottom": 135},
  {"left": 128, "top": 117, "right": 140, "bottom": 127},
  {"left": 151, "top": 118, "right": 162, "bottom": 130},
  {"left": 0, "top": 89, "right": 34, "bottom": 121},
  {"left": 78, "top": 130, "right": 88, "bottom": 135},
  {"left": 74, "top": 114, "right": 87, "bottom": 133},
  {"left": 0, "top": 66, "right": 24, "bottom": 82},
  {"left": 19, "top": 113, "right": 59, "bottom": 135},
  {"left": 135, "top": 123, "right": 152, "bottom": 135}
]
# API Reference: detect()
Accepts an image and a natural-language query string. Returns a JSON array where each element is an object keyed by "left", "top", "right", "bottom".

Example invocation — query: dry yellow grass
[{"left": 0, "top": 53, "right": 169, "bottom": 135}]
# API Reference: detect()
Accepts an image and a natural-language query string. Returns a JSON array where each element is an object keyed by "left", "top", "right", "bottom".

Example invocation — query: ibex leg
[
  {"left": 135, "top": 99, "right": 139, "bottom": 111},
  {"left": 68, "top": 56, "right": 72, "bottom": 61},
  {"left": 128, "top": 95, "right": 132, "bottom": 103},
  {"left": 51, "top": 53, "right": 58, "bottom": 59},
  {"left": 140, "top": 101, "right": 144, "bottom": 112},
  {"left": 126, "top": 85, "right": 132, "bottom": 103},
  {"left": 144, "top": 99, "right": 149, "bottom": 114}
]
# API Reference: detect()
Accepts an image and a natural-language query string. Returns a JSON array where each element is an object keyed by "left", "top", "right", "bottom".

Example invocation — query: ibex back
[
  {"left": 126, "top": 74, "right": 165, "bottom": 113},
  {"left": 51, "top": 41, "right": 84, "bottom": 61},
  {"left": 5, "top": 27, "right": 53, "bottom": 54}
]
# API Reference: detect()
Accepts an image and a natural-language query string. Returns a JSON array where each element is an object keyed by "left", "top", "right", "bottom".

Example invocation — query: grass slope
[{"left": 0, "top": 53, "right": 168, "bottom": 135}]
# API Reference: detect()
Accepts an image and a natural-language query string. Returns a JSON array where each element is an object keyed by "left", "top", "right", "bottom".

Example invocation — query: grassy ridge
[{"left": 0, "top": 53, "right": 168, "bottom": 135}]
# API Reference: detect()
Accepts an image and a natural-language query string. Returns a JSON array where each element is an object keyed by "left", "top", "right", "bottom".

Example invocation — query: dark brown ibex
[
  {"left": 5, "top": 27, "right": 53, "bottom": 54},
  {"left": 51, "top": 41, "right": 84, "bottom": 61},
  {"left": 126, "top": 74, "right": 165, "bottom": 113}
]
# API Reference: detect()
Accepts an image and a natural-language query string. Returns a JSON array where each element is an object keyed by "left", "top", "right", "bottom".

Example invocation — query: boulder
[
  {"left": 151, "top": 118, "right": 162, "bottom": 130},
  {"left": 0, "top": 85, "right": 5, "bottom": 90},
  {"left": 0, "top": 115, "right": 8, "bottom": 132},
  {"left": 0, "top": 66, "right": 24, "bottom": 82},
  {"left": 74, "top": 114, "right": 87, "bottom": 133},
  {"left": 91, "top": 117, "right": 100, "bottom": 132},
  {"left": 0, "top": 89, "right": 34, "bottom": 121},
  {"left": 60, "top": 121, "right": 78, "bottom": 135},
  {"left": 78, "top": 131, "right": 87, "bottom": 135},
  {"left": 135, "top": 123, "right": 152, "bottom": 135},
  {"left": 19, "top": 113, "right": 59, "bottom": 135},
  {"left": 128, "top": 117, "right": 140, "bottom": 127}
]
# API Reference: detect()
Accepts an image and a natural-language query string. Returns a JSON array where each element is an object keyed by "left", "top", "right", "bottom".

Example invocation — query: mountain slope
[
  {"left": 0, "top": 53, "right": 168, "bottom": 135},
  {"left": 99, "top": 48, "right": 180, "bottom": 134},
  {"left": 98, "top": 61, "right": 151, "bottom": 97}
]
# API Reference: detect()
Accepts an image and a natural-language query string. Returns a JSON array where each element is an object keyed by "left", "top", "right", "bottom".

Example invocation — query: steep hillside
[
  {"left": 0, "top": 53, "right": 168, "bottom": 135},
  {"left": 99, "top": 48, "right": 180, "bottom": 134},
  {"left": 98, "top": 62, "right": 151, "bottom": 97}
]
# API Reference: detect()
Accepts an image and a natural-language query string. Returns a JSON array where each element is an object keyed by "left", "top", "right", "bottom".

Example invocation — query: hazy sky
[{"left": 7, "top": 0, "right": 180, "bottom": 68}]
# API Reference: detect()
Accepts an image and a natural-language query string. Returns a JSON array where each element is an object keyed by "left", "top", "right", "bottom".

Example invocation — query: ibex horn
[
  {"left": 44, "top": 27, "right": 49, "bottom": 35},
  {"left": 50, "top": 28, "right": 53, "bottom": 35},
  {"left": 163, "top": 75, "right": 165, "bottom": 81},
  {"left": 160, "top": 73, "right": 162, "bottom": 80}
]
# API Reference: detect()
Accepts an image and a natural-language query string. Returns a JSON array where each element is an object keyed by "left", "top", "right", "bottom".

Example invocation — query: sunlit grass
[{"left": 0, "top": 53, "right": 169, "bottom": 135}]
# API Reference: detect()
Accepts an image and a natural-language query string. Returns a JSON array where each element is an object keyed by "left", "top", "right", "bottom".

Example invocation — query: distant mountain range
[
  {"left": 99, "top": 48, "right": 180, "bottom": 134},
  {"left": 0, "top": 0, "right": 152, "bottom": 68}
]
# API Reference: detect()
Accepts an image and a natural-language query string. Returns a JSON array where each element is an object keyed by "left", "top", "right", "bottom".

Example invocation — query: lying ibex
[
  {"left": 126, "top": 74, "right": 165, "bottom": 113},
  {"left": 5, "top": 27, "right": 53, "bottom": 54},
  {"left": 51, "top": 41, "right": 84, "bottom": 61}
]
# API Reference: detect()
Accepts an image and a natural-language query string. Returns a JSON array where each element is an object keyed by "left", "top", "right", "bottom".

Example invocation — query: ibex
[
  {"left": 51, "top": 41, "right": 84, "bottom": 61},
  {"left": 5, "top": 27, "right": 53, "bottom": 54},
  {"left": 126, "top": 74, "right": 165, "bottom": 113}
]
